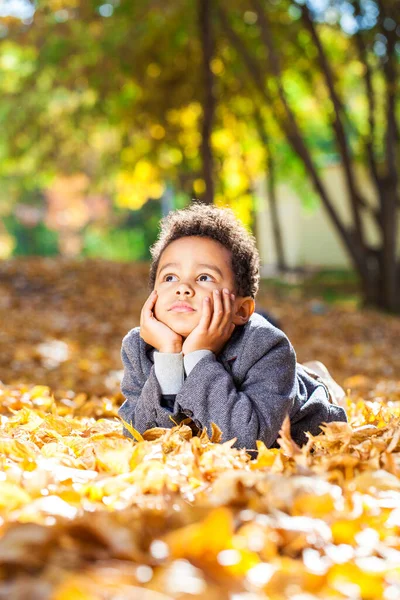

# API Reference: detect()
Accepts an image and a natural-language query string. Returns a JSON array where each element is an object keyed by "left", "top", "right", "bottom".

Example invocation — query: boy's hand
[
  {"left": 182, "top": 288, "right": 235, "bottom": 356},
  {"left": 140, "top": 290, "right": 183, "bottom": 353}
]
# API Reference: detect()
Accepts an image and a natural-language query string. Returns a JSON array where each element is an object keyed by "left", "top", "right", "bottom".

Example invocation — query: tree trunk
[
  {"left": 253, "top": 106, "right": 286, "bottom": 271},
  {"left": 198, "top": 0, "right": 215, "bottom": 205},
  {"left": 267, "top": 151, "right": 286, "bottom": 272},
  {"left": 218, "top": 1, "right": 400, "bottom": 312},
  {"left": 380, "top": 4, "right": 399, "bottom": 313}
]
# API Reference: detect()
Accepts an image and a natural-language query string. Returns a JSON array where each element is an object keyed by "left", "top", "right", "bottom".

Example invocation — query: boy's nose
[{"left": 176, "top": 283, "right": 194, "bottom": 296}]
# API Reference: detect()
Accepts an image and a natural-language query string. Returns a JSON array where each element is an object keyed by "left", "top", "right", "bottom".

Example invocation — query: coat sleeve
[
  {"left": 172, "top": 327, "right": 298, "bottom": 450},
  {"left": 118, "top": 330, "right": 179, "bottom": 435}
]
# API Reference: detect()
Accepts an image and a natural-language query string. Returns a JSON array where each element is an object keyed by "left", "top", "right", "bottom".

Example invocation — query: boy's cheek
[
  {"left": 154, "top": 309, "right": 171, "bottom": 329},
  {"left": 153, "top": 303, "right": 177, "bottom": 329},
  {"left": 154, "top": 307, "right": 169, "bottom": 325}
]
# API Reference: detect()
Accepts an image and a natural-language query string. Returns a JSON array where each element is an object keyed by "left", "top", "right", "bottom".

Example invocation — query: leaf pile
[
  {"left": 0, "top": 383, "right": 400, "bottom": 599},
  {"left": 1, "top": 258, "right": 400, "bottom": 598}
]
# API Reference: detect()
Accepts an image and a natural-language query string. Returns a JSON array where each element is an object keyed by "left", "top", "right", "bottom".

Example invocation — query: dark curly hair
[{"left": 149, "top": 202, "right": 260, "bottom": 298}]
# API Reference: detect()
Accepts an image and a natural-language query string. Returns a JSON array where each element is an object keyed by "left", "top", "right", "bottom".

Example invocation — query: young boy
[{"left": 119, "top": 203, "right": 347, "bottom": 450}]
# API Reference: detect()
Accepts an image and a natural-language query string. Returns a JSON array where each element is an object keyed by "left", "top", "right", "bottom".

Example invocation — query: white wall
[{"left": 254, "top": 163, "right": 389, "bottom": 271}]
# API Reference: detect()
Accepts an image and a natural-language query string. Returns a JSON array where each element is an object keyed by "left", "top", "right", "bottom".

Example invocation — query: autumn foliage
[{"left": 0, "top": 258, "right": 400, "bottom": 599}]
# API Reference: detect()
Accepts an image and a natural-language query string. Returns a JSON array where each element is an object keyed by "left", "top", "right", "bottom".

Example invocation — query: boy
[{"left": 119, "top": 203, "right": 347, "bottom": 450}]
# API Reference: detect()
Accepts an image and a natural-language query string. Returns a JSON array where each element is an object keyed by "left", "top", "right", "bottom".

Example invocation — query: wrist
[
  {"left": 158, "top": 344, "right": 182, "bottom": 354},
  {"left": 182, "top": 344, "right": 212, "bottom": 356}
]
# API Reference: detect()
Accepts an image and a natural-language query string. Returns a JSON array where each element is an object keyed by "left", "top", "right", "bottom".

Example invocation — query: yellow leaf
[
  {"left": 131, "top": 460, "right": 168, "bottom": 493},
  {"left": 210, "top": 422, "right": 222, "bottom": 443},
  {"left": 0, "top": 481, "right": 31, "bottom": 511},
  {"left": 120, "top": 418, "right": 143, "bottom": 442},
  {"left": 163, "top": 507, "right": 234, "bottom": 559},
  {"left": 250, "top": 440, "right": 280, "bottom": 469}
]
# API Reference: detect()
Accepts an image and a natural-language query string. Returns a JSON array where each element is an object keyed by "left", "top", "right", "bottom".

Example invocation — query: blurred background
[{"left": 0, "top": 0, "right": 399, "bottom": 398}]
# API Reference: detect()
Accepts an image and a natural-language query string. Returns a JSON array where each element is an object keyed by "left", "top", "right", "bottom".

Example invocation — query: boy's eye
[
  {"left": 163, "top": 273, "right": 214, "bottom": 283},
  {"left": 198, "top": 274, "right": 213, "bottom": 282}
]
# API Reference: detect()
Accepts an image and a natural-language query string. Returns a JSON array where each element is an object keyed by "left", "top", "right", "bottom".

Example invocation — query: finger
[
  {"left": 222, "top": 288, "right": 232, "bottom": 322},
  {"left": 210, "top": 289, "right": 224, "bottom": 328},
  {"left": 141, "top": 290, "right": 157, "bottom": 324},
  {"left": 143, "top": 290, "right": 157, "bottom": 314},
  {"left": 145, "top": 289, "right": 157, "bottom": 306},
  {"left": 198, "top": 295, "right": 212, "bottom": 329}
]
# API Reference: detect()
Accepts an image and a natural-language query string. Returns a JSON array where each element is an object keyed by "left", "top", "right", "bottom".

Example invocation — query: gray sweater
[{"left": 118, "top": 312, "right": 347, "bottom": 450}]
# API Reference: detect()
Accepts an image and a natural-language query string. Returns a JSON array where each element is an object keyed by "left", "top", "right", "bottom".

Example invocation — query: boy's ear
[{"left": 232, "top": 297, "right": 255, "bottom": 325}]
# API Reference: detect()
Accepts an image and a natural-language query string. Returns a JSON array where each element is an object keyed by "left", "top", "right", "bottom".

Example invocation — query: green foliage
[
  {"left": 82, "top": 226, "right": 146, "bottom": 262},
  {"left": 0, "top": 0, "right": 397, "bottom": 258},
  {"left": 3, "top": 215, "right": 59, "bottom": 256}
]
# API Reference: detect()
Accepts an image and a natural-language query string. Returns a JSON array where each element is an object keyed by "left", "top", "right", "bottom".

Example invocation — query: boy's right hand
[{"left": 140, "top": 290, "right": 183, "bottom": 353}]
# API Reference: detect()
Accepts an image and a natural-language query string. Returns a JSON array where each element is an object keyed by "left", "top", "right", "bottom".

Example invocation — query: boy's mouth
[{"left": 168, "top": 302, "right": 196, "bottom": 313}]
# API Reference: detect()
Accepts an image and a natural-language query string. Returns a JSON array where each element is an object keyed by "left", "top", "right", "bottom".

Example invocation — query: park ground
[
  {"left": 0, "top": 258, "right": 400, "bottom": 599},
  {"left": 1, "top": 257, "right": 399, "bottom": 401}
]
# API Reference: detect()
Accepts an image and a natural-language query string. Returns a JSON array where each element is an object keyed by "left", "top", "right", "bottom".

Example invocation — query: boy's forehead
[{"left": 157, "top": 237, "right": 233, "bottom": 272}]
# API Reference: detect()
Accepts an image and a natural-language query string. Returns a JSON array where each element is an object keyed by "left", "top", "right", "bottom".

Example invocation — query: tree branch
[
  {"left": 253, "top": 104, "right": 286, "bottom": 271},
  {"left": 299, "top": 3, "right": 369, "bottom": 246},
  {"left": 198, "top": 0, "right": 215, "bottom": 204},
  {"left": 218, "top": 2, "right": 368, "bottom": 279},
  {"left": 374, "top": 0, "right": 400, "bottom": 310},
  {"left": 354, "top": 30, "right": 379, "bottom": 174}
]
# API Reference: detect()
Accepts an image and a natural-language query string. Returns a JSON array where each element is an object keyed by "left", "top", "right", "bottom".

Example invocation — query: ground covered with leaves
[{"left": 0, "top": 258, "right": 400, "bottom": 600}]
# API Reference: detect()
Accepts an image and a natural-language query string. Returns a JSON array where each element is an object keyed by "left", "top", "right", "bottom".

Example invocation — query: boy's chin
[
  {"left": 169, "top": 324, "right": 194, "bottom": 339},
  {"left": 164, "top": 317, "right": 197, "bottom": 339}
]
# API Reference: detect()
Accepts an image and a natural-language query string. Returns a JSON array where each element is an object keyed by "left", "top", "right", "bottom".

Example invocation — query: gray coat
[{"left": 118, "top": 312, "right": 347, "bottom": 450}]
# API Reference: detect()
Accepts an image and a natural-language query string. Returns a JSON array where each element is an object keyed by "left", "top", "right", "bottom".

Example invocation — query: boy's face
[{"left": 153, "top": 236, "right": 241, "bottom": 338}]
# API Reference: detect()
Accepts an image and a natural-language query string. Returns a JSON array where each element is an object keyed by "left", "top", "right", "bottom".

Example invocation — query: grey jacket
[{"left": 118, "top": 312, "right": 347, "bottom": 450}]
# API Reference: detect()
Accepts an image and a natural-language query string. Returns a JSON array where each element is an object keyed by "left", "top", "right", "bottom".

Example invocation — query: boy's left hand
[{"left": 182, "top": 288, "right": 236, "bottom": 356}]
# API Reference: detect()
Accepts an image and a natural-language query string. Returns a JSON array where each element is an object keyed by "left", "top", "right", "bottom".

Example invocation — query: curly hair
[{"left": 149, "top": 202, "right": 260, "bottom": 298}]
